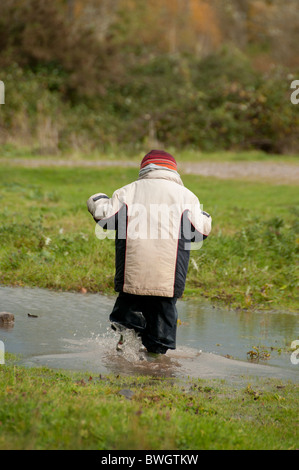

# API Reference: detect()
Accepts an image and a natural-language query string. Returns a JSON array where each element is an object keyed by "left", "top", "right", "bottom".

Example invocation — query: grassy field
[
  {"left": 2, "top": 144, "right": 299, "bottom": 163},
  {"left": 0, "top": 356, "right": 298, "bottom": 450},
  {"left": 0, "top": 162, "right": 298, "bottom": 311}
]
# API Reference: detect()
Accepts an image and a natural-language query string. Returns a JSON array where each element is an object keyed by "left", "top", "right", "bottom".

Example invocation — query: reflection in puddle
[{"left": 0, "top": 286, "right": 298, "bottom": 383}]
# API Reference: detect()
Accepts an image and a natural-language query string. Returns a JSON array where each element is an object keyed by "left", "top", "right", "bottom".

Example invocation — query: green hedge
[{"left": 0, "top": 49, "right": 298, "bottom": 154}]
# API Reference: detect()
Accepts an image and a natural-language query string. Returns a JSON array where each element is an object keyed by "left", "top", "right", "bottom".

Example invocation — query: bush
[{"left": 0, "top": 0, "right": 298, "bottom": 154}]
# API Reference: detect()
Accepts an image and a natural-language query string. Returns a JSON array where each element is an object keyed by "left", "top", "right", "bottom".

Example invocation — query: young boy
[{"left": 87, "top": 150, "right": 212, "bottom": 355}]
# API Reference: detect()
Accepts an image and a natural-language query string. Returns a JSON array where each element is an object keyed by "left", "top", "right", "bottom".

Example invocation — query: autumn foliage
[{"left": 0, "top": 0, "right": 298, "bottom": 154}]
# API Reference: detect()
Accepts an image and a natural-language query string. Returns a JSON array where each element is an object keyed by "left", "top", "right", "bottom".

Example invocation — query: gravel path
[
  {"left": 180, "top": 160, "right": 299, "bottom": 184},
  {"left": 3, "top": 158, "right": 299, "bottom": 184}
]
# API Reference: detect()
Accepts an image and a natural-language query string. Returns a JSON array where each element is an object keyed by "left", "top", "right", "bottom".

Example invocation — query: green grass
[
  {"left": 0, "top": 163, "right": 298, "bottom": 310},
  {"left": 0, "top": 357, "right": 298, "bottom": 450},
  {"left": 1, "top": 144, "right": 299, "bottom": 164}
]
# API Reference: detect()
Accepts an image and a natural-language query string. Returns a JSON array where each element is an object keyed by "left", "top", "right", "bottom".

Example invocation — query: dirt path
[
  {"left": 180, "top": 160, "right": 299, "bottom": 184},
  {"left": 3, "top": 158, "right": 299, "bottom": 184}
]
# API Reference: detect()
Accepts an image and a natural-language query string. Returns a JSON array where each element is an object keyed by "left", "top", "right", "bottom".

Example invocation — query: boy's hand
[
  {"left": 87, "top": 196, "right": 96, "bottom": 215},
  {"left": 87, "top": 193, "right": 101, "bottom": 215},
  {"left": 87, "top": 193, "right": 109, "bottom": 216}
]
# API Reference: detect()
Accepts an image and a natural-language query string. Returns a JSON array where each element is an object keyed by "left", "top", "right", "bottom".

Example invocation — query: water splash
[
  {"left": 81, "top": 326, "right": 183, "bottom": 377},
  {"left": 115, "top": 329, "right": 145, "bottom": 362},
  {"left": 89, "top": 327, "right": 147, "bottom": 363}
]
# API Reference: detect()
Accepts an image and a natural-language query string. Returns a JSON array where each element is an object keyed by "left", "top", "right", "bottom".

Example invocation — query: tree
[{"left": 114, "top": 0, "right": 221, "bottom": 56}]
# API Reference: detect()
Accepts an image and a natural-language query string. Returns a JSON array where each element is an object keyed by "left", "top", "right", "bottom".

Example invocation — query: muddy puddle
[{"left": 0, "top": 286, "right": 298, "bottom": 383}]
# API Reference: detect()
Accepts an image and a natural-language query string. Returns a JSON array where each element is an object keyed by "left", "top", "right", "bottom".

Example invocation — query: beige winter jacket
[{"left": 87, "top": 169, "right": 211, "bottom": 298}]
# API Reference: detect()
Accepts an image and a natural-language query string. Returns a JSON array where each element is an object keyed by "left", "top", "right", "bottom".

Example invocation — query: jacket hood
[{"left": 138, "top": 167, "right": 184, "bottom": 186}]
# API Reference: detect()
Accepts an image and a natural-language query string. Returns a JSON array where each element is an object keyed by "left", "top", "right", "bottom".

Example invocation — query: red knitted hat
[{"left": 140, "top": 150, "right": 177, "bottom": 171}]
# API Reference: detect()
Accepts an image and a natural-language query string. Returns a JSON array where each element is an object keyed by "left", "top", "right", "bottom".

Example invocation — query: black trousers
[{"left": 109, "top": 292, "right": 178, "bottom": 354}]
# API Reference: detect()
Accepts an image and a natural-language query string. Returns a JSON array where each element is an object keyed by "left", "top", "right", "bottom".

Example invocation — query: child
[{"left": 87, "top": 150, "right": 212, "bottom": 355}]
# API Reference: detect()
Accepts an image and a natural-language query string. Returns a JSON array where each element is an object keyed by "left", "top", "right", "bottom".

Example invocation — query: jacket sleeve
[
  {"left": 188, "top": 196, "right": 212, "bottom": 242},
  {"left": 87, "top": 190, "right": 124, "bottom": 229}
]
